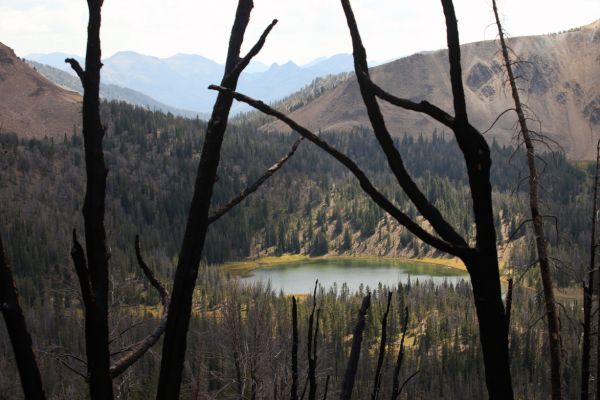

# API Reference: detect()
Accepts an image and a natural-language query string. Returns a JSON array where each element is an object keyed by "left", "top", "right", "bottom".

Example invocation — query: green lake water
[{"left": 242, "top": 258, "right": 469, "bottom": 294}]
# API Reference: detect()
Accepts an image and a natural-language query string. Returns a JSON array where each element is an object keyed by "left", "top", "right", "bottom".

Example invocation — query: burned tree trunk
[
  {"left": 583, "top": 140, "right": 600, "bottom": 400},
  {"left": 291, "top": 296, "right": 299, "bottom": 400},
  {"left": 492, "top": 1, "right": 562, "bottom": 398},
  {"left": 156, "top": 2, "right": 278, "bottom": 398},
  {"left": 210, "top": 0, "right": 515, "bottom": 397},
  {"left": 0, "top": 236, "right": 45, "bottom": 400},
  {"left": 340, "top": 293, "right": 371, "bottom": 400},
  {"left": 65, "top": 0, "right": 113, "bottom": 398},
  {"left": 371, "top": 292, "right": 392, "bottom": 400}
]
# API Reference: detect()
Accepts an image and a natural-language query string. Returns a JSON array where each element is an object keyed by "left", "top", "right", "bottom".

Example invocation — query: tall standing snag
[
  {"left": 582, "top": 140, "right": 600, "bottom": 400},
  {"left": 65, "top": 0, "right": 113, "bottom": 397},
  {"left": 492, "top": 1, "right": 562, "bottom": 398},
  {"left": 156, "top": 2, "right": 278, "bottom": 398}
]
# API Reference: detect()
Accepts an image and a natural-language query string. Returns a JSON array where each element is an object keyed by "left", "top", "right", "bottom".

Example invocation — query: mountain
[
  {"left": 0, "top": 43, "right": 80, "bottom": 138},
  {"left": 264, "top": 20, "right": 600, "bottom": 160},
  {"left": 27, "top": 60, "right": 204, "bottom": 119},
  {"left": 26, "top": 51, "right": 357, "bottom": 115}
]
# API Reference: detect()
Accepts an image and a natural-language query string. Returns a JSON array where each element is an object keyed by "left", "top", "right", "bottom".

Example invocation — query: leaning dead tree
[
  {"left": 491, "top": 1, "right": 562, "bottom": 398},
  {"left": 0, "top": 235, "right": 46, "bottom": 400},
  {"left": 211, "top": 0, "right": 515, "bottom": 396}
]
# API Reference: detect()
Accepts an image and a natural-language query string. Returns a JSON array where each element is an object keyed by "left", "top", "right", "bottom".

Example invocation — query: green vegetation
[{"left": 0, "top": 100, "right": 594, "bottom": 397}]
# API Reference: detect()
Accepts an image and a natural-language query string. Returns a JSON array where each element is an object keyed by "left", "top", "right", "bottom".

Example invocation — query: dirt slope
[
  {"left": 264, "top": 20, "right": 600, "bottom": 160},
  {"left": 0, "top": 42, "right": 81, "bottom": 139}
]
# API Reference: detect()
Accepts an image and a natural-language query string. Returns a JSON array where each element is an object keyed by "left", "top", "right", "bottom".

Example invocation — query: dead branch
[
  {"left": 208, "top": 137, "right": 303, "bottom": 224},
  {"left": 64, "top": 58, "right": 85, "bottom": 85},
  {"left": 208, "top": 85, "right": 470, "bottom": 259}
]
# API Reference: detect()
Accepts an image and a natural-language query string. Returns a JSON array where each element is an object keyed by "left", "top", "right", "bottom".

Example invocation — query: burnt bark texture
[
  {"left": 583, "top": 140, "right": 600, "bottom": 400},
  {"left": 390, "top": 307, "right": 409, "bottom": 400},
  {"left": 492, "top": 1, "right": 562, "bottom": 398},
  {"left": 291, "top": 296, "right": 299, "bottom": 400},
  {"left": 210, "top": 0, "right": 514, "bottom": 396},
  {"left": 0, "top": 235, "right": 46, "bottom": 400},
  {"left": 340, "top": 293, "right": 371, "bottom": 400},
  {"left": 371, "top": 292, "right": 392, "bottom": 400},
  {"left": 65, "top": 0, "right": 113, "bottom": 398},
  {"left": 156, "top": 3, "right": 278, "bottom": 398},
  {"left": 307, "top": 281, "right": 319, "bottom": 400}
]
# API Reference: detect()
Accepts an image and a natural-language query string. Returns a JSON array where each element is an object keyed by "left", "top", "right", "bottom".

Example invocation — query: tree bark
[
  {"left": 582, "top": 140, "right": 599, "bottom": 400},
  {"left": 492, "top": 2, "right": 562, "bottom": 398},
  {"left": 66, "top": 1, "right": 113, "bottom": 398},
  {"left": 156, "top": 3, "right": 277, "bottom": 398},
  {"left": 371, "top": 291, "right": 392, "bottom": 400},
  {"left": 0, "top": 235, "right": 46, "bottom": 400},
  {"left": 213, "top": 1, "right": 514, "bottom": 396},
  {"left": 291, "top": 296, "right": 299, "bottom": 400},
  {"left": 340, "top": 293, "right": 371, "bottom": 400}
]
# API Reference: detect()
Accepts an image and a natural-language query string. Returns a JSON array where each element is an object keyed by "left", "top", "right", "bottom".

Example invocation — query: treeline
[
  {"left": 0, "top": 100, "right": 591, "bottom": 301},
  {"left": 0, "top": 263, "right": 583, "bottom": 398},
  {"left": 0, "top": 99, "right": 594, "bottom": 398}
]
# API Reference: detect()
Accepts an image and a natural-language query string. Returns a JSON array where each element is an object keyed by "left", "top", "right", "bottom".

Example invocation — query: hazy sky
[{"left": 1, "top": 0, "right": 598, "bottom": 65}]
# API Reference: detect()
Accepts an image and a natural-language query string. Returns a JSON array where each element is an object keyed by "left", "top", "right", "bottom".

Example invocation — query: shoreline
[{"left": 221, "top": 253, "right": 468, "bottom": 276}]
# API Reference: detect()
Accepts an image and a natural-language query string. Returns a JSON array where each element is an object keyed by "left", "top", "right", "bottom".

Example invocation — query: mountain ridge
[
  {"left": 262, "top": 19, "right": 600, "bottom": 160},
  {"left": 0, "top": 42, "right": 81, "bottom": 139}
]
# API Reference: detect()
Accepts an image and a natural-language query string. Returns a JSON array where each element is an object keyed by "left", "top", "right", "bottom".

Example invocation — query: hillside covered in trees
[{"left": 0, "top": 99, "right": 594, "bottom": 398}]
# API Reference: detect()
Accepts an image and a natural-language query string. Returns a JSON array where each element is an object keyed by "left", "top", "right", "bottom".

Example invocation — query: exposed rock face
[
  {"left": 264, "top": 19, "right": 600, "bottom": 160},
  {"left": 0, "top": 42, "right": 81, "bottom": 139}
]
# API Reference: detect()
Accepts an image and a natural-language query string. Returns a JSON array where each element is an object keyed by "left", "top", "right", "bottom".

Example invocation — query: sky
[{"left": 0, "top": 0, "right": 598, "bottom": 65}]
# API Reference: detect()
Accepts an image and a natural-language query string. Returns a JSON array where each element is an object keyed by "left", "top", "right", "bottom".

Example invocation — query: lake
[{"left": 242, "top": 258, "right": 469, "bottom": 294}]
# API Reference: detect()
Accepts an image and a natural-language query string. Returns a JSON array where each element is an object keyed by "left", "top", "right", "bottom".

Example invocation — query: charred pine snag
[
  {"left": 340, "top": 293, "right": 371, "bottom": 400},
  {"left": 0, "top": 235, "right": 46, "bottom": 400},
  {"left": 492, "top": 1, "right": 562, "bottom": 398}
]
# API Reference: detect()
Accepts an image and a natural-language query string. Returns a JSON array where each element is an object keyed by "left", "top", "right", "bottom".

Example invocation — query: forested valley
[{"left": 0, "top": 99, "right": 593, "bottom": 398}]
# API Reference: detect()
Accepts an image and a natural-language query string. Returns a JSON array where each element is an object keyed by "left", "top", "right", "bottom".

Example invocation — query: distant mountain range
[
  {"left": 25, "top": 51, "right": 361, "bottom": 114},
  {"left": 264, "top": 19, "right": 600, "bottom": 160},
  {"left": 4, "top": 19, "right": 598, "bottom": 160},
  {"left": 27, "top": 60, "right": 205, "bottom": 119}
]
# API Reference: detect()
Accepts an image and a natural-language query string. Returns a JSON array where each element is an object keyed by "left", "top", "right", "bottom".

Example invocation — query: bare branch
[
  {"left": 340, "top": 0, "right": 467, "bottom": 248},
  {"left": 208, "top": 137, "right": 303, "bottom": 224},
  {"left": 109, "top": 237, "right": 170, "bottom": 379},
  {"left": 109, "top": 313, "right": 168, "bottom": 379},
  {"left": 208, "top": 85, "right": 471, "bottom": 259},
  {"left": 223, "top": 19, "right": 278, "bottom": 87},
  {"left": 64, "top": 58, "right": 85, "bottom": 85},
  {"left": 135, "top": 235, "right": 169, "bottom": 306},
  {"left": 59, "top": 359, "right": 88, "bottom": 381},
  {"left": 398, "top": 370, "right": 420, "bottom": 397}
]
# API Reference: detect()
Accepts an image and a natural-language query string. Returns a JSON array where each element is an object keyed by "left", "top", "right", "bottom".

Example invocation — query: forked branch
[
  {"left": 208, "top": 137, "right": 303, "bottom": 224},
  {"left": 208, "top": 85, "right": 471, "bottom": 259}
]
